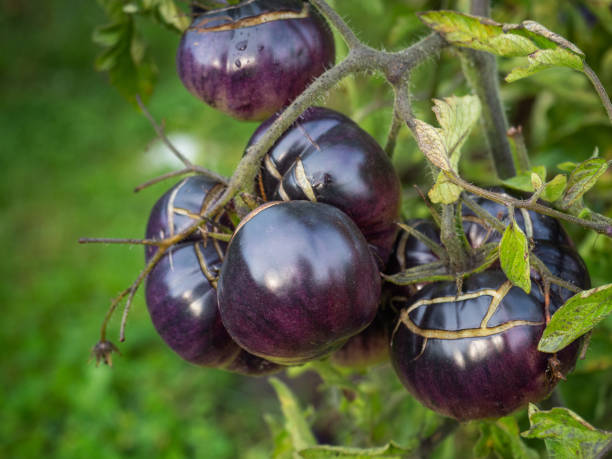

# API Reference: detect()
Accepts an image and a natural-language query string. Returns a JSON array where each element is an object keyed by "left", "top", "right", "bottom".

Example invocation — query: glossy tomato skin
[
  {"left": 144, "top": 175, "right": 228, "bottom": 261},
  {"left": 330, "top": 308, "right": 395, "bottom": 368},
  {"left": 144, "top": 178, "right": 280, "bottom": 374},
  {"left": 145, "top": 241, "right": 281, "bottom": 374},
  {"left": 177, "top": 0, "right": 335, "bottom": 121},
  {"left": 247, "top": 106, "right": 401, "bottom": 265},
  {"left": 390, "top": 270, "right": 583, "bottom": 421},
  {"left": 217, "top": 201, "right": 381, "bottom": 365},
  {"left": 145, "top": 241, "right": 239, "bottom": 367}
]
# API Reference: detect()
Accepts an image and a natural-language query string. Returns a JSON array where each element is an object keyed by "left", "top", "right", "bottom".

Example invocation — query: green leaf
[
  {"left": 418, "top": 11, "right": 537, "bottom": 56},
  {"left": 92, "top": 23, "right": 124, "bottom": 47},
  {"left": 557, "top": 161, "right": 578, "bottom": 172},
  {"left": 541, "top": 174, "right": 567, "bottom": 202},
  {"left": 499, "top": 221, "right": 531, "bottom": 293},
  {"left": 428, "top": 172, "right": 463, "bottom": 204},
  {"left": 156, "top": 0, "right": 190, "bottom": 32},
  {"left": 502, "top": 165, "right": 547, "bottom": 192},
  {"left": 475, "top": 417, "right": 538, "bottom": 459},
  {"left": 137, "top": 0, "right": 190, "bottom": 32},
  {"left": 414, "top": 119, "right": 451, "bottom": 171},
  {"left": 538, "top": 284, "right": 612, "bottom": 353},
  {"left": 298, "top": 442, "right": 409, "bottom": 458},
  {"left": 264, "top": 413, "right": 297, "bottom": 459},
  {"left": 522, "top": 404, "right": 612, "bottom": 458},
  {"left": 412, "top": 95, "right": 480, "bottom": 204},
  {"left": 93, "top": 17, "right": 157, "bottom": 105},
  {"left": 269, "top": 378, "right": 316, "bottom": 452},
  {"left": 96, "top": 0, "right": 126, "bottom": 21},
  {"left": 94, "top": 0, "right": 189, "bottom": 104},
  {"left": 499, "top": 167, "right": 565, "bottom": 202},
  {"left": 302, "top": 360, "right": 358, "bottom": 392},
  {"left": 418, "top": 11, "right": 585, "bottom": 81},
  {"left": 561, "top": 157, "right": 608, "bottom": 209},
  {"left": 557, "top": 161, "right": 577, "bottom": 172},
  {"left": 506, "top": 48, "right": 584, "bottom": 82},
  {"left": 530, "top": 172, "right": 543, "bottom": 190},
  {"left": 431, "top": 96, "right": 481, "bottom": 166}
]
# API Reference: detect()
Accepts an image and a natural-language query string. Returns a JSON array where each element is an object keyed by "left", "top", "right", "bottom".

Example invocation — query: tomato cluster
[{"left": 142, "top": 0, "right": 589, "bottom": 418}]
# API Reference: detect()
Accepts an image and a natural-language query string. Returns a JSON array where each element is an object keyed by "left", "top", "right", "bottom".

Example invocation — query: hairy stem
[
  {"left": 440, "top": 205, "right": 469, "bottom": 272},
  {"left": 384, "top": 95, "right": 403, "bottom": 157},
  {"left": 460, "top": 50, "right": 515, "bottom": 179},
  {"left": 458, "top": 0, "right": 515, "bottom": 179},
  {"left": 136, "top": 96, "right": 228, "bottom": 185},
  {"left": 310, "top": 0, "right": 360, "bottom": 49},
  {"left": 397, "top": 222, "right": 448, "bottom": 260},
  {"left": 80, "top": 237, "right": 161, "bottom": 246},
  {"left": 203, "top": 32, "right": 447, "bottom": 220},
  {"left": 134, "top": 167, "right": 215, "bottom": 193},
  {"left": 584, "top": 63, "right": 612, "bottom": 124},
  {"left": 445, "top": 172, "right": 612, "bottom": 237},
  {"left": 507, "top": 126, "right": 530, "bottom": 174},
  {"left": 207, "top": 55, "right": 360, "bottom": 218}
]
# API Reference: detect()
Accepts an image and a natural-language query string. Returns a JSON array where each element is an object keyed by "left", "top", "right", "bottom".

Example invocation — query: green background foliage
[{"left": 1, "top": 0, "right": 611, "bottom": 457}]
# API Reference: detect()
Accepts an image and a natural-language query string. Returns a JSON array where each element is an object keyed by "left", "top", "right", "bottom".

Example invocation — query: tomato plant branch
[
  {"left": 310, "top": 0, "right": 361, "bottom": 49},
  {"left": 507, "top": 126, "right": 530, "bottom": 174},
  {"left": 134, "top": 168, "right": 212, "bottom": 193},
  {"left": 459, "top": 1, "right": 515, "bottom": 179},
  {"left": 444, "top": 172, "right": 612, "bottom": 237},
  {"left": 79, "top": 237, "right": 161, "bottom": 246},
  {"left": 583, "top": 63, "right": 612, "bottom": 124},
  {"left": 209, "top": 55, "right": 360, "bottom": 217},
  {"left": 397, "top": 222, "right": 447, "bottom": 261},
  {"left": 530, "top": 255, "right": 582, "bottom": 294},
  {"left": 136, "top": 96, "right": 228, "bottom": 185},
  {"left": 204, "top": 31, "right": 447, "bottom": 220},
  {"left": 440, "top": 204, "right": 469, "bottom": 272},
  {"left": 91, "top": 197, "right": 234, "bottom": 347},
  {"left": 463, "top": 196, "right": 584, "bottom": 293},
  {"left": 384, "top": 93, "right": 403, "bottom": 157}
]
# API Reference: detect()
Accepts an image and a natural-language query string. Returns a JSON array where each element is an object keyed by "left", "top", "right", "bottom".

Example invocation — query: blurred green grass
[
  {"left": 1, "top": 1, "right": 611, "bottom": 457},
  {"left": 0, "top": 1, "right": 277, "bottom": 457}
]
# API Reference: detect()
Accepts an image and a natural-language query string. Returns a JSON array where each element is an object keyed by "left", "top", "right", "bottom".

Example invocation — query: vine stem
[
  {"left": 583, "top": 63, "right": 612, "bottom": 124},
  {"left": 459, "top": 0, "right": 516, "bottom": 180},
  {"left": 202, "top": 31, "right": 447, "bottom": 220},
  {"left": 461, "top": 195, "right": 584, "bottom": 293},
  {"left": 440, "top": 204, "right": 469, "bottom": 272},
  {"left": 384, "top": 93, "right": 403, "bottom": 157},
  {"left": 134, "top": 167, "right": 205, "bottom": 192},
  {"left": 310, "top": 0, "right": 360, "bottom": 49},
  {"left": 397, "top": 222, "right": 448, "bottom": 260},
  {"left": 445, "top": 172, "right": 612, "bottom": 237},
  {"left": 205, "top": 55, "right": 360, "bottom": 218},
  {"left": 80, "top": 237, "right": 161, "bottom": 246},
  {"left": 135, "top": 96, "right": 228, "bottom": 185}
]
